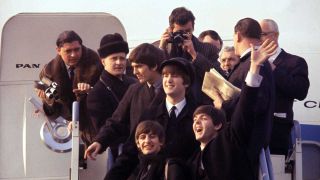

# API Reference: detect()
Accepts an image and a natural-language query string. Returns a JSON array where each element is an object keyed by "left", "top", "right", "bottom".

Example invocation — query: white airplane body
[{"left": 0, "top": 1, "right": 319, "bottom": 179}]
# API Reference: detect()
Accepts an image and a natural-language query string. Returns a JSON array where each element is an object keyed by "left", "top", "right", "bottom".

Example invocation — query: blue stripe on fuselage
[{"left": 301, "top": 124, "right": 320, "bottom": 142}]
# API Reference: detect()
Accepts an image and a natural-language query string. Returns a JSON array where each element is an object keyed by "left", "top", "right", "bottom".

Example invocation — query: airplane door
[{"left": 0, "top": 13, "right": 126, "bottom": 179}]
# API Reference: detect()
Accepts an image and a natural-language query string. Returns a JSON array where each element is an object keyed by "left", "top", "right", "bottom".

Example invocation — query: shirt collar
[
  {"left": 165, "top": 98, "right": 186, "bottom": 117},
  {"left": 240, "top": 46, "right": 260, "bottom": 58},
  {"left": 147, "top": 78, "right": 162, "bottom": 89},
  {"left": 240, "top": 48, "right": 252, "bottom": 58},
  {"left": 65, "top": 63, "right": 70, "bottom": 70},
  {"left": 268, "top": 47, "right": 282, "bottom": 63}
]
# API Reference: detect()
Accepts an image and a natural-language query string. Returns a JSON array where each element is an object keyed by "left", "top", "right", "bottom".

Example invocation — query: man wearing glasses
[{"left": 260, "top": 19, "right": 310, "bottom": 156}]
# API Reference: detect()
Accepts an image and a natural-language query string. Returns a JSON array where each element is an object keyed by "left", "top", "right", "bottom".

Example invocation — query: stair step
[
  {"left": 270, "top": 154, "right": 286, "bottom": 174},
  {"left": 274, "top": 173, "right": 291, "bottom": 180}
]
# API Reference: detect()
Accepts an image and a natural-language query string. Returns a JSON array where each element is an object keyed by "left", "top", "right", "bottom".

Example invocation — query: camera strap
[{"left": 99, "top": 77, "right": 120, "bottom": 103}]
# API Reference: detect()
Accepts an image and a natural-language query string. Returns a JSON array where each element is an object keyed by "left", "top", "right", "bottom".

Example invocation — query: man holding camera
[
  {"left": 35, "top": 30, "right": 103, "bottom": 144},
  {"left": 159, "top": 7, "right": 220, "bottom": 104}
]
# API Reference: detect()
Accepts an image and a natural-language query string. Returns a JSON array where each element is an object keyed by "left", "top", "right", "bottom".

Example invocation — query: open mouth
[{"left": 195, "top": 127, "right": 203, "bottom": 133}]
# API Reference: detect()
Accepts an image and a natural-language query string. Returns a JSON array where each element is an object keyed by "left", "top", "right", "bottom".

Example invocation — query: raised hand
[
  {"left": 250, "top": 39, "right": 277, "bottom": 74},
  {"left": 182, "top": 33, "right": 197, "bottom": 60},
  {"left": 159, "top": 27, "right": 172, "bottom": 50},
  {"left": 251, "top": 39, "right": 277, "bottom": 66}
]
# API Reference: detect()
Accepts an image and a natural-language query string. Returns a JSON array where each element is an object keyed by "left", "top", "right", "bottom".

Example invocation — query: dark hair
[
  {"left": 128, "top": 43, "right": 165, "bottom": 71},
  {"left": 169, "top": 7, "right": 195, "bottom": 28},
  {"left": 198, "top": 30, "right": 223, "bottom": 48},
  {"left": 162, "top": 64, "right": 191, "bottom": 86},
  {"left": 234, "top": 18, "right": 261, "bottom": 40},
  {"left": 56, "top": 30, "right": 82, "bottom": 47},
  {"left": 135, "top": 120, "right": 165, "bottom": 144},
  {"left": 193, "top": 105, "right": 226, "bottom": 129}
]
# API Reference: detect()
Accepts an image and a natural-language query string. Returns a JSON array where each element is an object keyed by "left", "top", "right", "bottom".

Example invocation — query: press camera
[
  {"left": 34, "top": 77, "right": 59, "bottom": 99},
  {"left": 168, "top": 30, "right": 189, "bottom": 45}
]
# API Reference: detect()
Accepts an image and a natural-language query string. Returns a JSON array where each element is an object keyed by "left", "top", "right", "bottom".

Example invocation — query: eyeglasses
[{"left": 261, "top": 32, "right": 276, "bottom": 36}]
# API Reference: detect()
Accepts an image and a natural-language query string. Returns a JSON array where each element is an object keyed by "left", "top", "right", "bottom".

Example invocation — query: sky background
[{"left": 1, "top": 0, "right": 319, "bottom": 49}]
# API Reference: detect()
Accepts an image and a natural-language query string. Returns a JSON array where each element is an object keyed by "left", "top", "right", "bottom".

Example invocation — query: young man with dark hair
[
  {"left": 189, "top": 40, "right": 277, "bottom": 180},
  {"left": 85, "top": 43, "right": 165, "bottom": 160},
  {"left": 105, "top": 57, "right": 198, "bottom": 180},
  {"left": 198, "top": 30, "right": 223, "bottom": 52},
  {"left": 56, "top": 30, "right": 83, "bottom": 48},
  {"left": 127, "top": 120, "right": 166, "bottom": 180},
  {"left": 35, "top": 30, "right": 103, "bottom": 144},
  {"left": 159, "top": 7, "right": 220, "bottom": 104}
]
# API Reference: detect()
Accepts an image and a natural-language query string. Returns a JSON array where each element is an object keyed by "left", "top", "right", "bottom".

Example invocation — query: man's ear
[
  {"left": 136, "top": 140, "right": 141, "bottom": 150},
  {"left": 235, "top": 32, "right": 241, "bottom": 42},
  {"left": 275, "top": 32, "right": 280, "bottom": 41},
  {"left": 56, "top": 47, "right": 61, "bottom": 56},
  {"left": 101, "top": 59, "right": 105, "bottom": 66},
  {"left": 214, "top": 123, "right": 222, "bottom": 131}
]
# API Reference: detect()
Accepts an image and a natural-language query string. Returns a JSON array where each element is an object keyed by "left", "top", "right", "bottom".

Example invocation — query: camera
[
  {"left": 34, "top": 77, "right": 59, "bottom": 99},
  {"left": 168, "top": 30, "right": 189, "bottom": 45}
]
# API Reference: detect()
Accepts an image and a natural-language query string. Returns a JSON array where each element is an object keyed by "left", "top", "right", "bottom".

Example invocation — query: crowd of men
[{"left": 35, "top": 6, "right": 309, "bottom": 180}]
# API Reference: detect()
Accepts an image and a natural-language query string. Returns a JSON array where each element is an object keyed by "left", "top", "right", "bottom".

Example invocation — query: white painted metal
[
  {"left": 0, "top": 13, "right": 126, "bottom": 180},
  {"left": 70, "top": 102, "right": 80, "bottom": 180}
]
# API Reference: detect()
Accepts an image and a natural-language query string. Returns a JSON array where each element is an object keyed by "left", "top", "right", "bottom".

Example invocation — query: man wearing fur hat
[
  {"left": 86, "top": 33, "right": 136, "bottom": 158},
  {"left": 35, "top": 30, "right": 103, "bottom": 144}
]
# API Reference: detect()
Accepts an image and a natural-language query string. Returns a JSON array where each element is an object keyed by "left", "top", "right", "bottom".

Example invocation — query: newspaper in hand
[{"left": 202, "top": 68, "right": 241, "bottom": 101}]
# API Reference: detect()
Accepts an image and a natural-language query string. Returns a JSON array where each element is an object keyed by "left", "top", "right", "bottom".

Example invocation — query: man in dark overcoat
[
  {"left": 260, "top": 19, "right": 310, "bottom": 155},
  {"left": 220, "top": 18, "right": 276, "bottom": 179},
  {"left": 85, "top": 43, "right": 165, "bottom": 160},
  {"left": 35, "top": 30, "right": 103, "bottom": 144},
  {"left": 86, "top": 33, "right": 137, "bottom": 158},
  {"left": 87, "top": 33, "right": 136, "bottom": 133}
]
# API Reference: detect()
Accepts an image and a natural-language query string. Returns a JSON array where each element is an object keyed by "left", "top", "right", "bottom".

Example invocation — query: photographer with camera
[
  {"left": 35, "top": 30, "right": 103, "bottom": 145},
  {"left": 159, "top": 7, "right": 220, "bottom": 104}
]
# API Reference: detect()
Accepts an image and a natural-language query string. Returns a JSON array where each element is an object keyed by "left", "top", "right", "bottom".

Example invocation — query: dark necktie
[
  {"left": 69, "top": 66, "right": 75, "bottom": 82},
  {"left": 167, "top": 106, "right": 177, "bottom": 140},
  {"left": 149, "top": 85, "right": 155, "bottom": 99},
  {"left": 169, "top": 106, "right": 177, "bottom": 121}
]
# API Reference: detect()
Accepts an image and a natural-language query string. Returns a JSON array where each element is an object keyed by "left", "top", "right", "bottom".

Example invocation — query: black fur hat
[{"left": 98, "top": 33, "right": 129, "bottom": 58}]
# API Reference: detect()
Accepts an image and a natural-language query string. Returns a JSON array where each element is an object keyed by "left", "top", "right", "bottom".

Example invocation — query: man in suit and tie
[
  {"left": 104, "top": 57, "right": 199, "bottom": 180},
  {"left": 35, "top": 30, "right": 103, "bottom": 144},
  {"left": 159, "top": 7, "right": 220, "bottom": 104},
  {"left": 260, "top": 19, "right": 310, "bottom": 155},
  {"left": 217, "top": 18, "right": 275, "bottom": 179}
]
